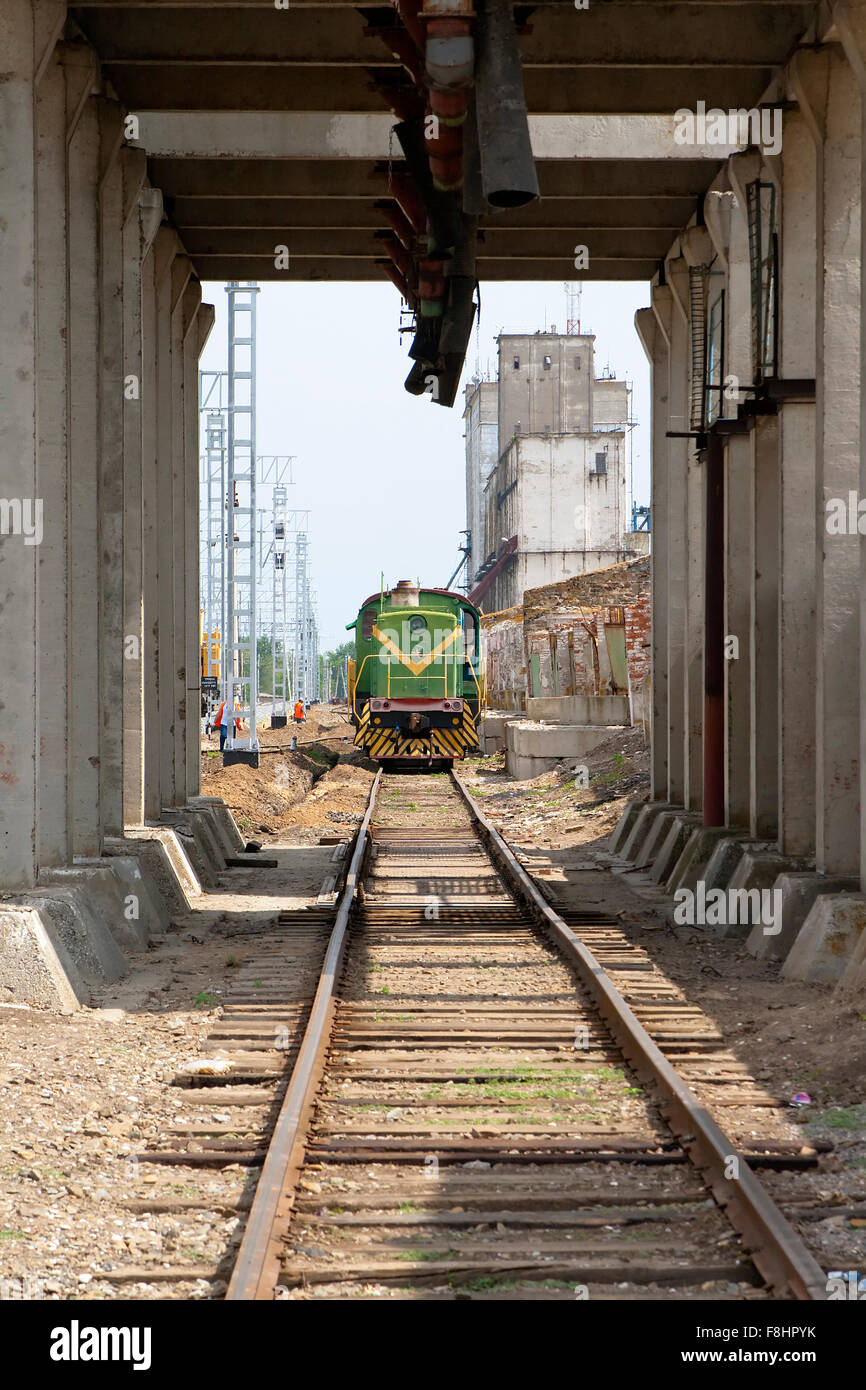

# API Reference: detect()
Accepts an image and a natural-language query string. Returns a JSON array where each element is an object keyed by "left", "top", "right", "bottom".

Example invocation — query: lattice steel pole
[
  {"left": 271, "top": 486, "right": 289, "bottom": 727},
  {"left": 223, "top": 282, "right": 260, "bottom": 765}
]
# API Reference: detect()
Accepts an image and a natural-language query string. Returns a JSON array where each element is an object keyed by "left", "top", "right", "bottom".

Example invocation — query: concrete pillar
[
  {"left": 120, "top": 161, "right": 155, "bottom": 828},
  {"left": 170, "top": 258, "right": 193, "bottom": 807},
  {"left": 705, "top": 176, "right": 753, "bottom": 831},
  {"left": 65, "top": 61, "right": 103, "bottom": 859},
  {"left": 635, "top": 301, "right": 669, "bottom": 800},
  {"left": 750, "top": 414, "right": 780, "bottom": 839},
  {"left": 663, "top": 257, "right": 691, "bottom": 807},
  {"left": 141, "top": 230, "right": 164, "bottom": 822},
  {"left": 184, "top": 297, "right": 216, "bottom": 804},
  {"left": 35, "top": 45, "right": 70, "bottom": 870},
  {"left": 0, "top": 0, "right": 39, "bottom": 889},
  {"left": 803, "top": 48, "right": 861, "bottom": 874},
  {"left": 97, "top": 98, "right": 125, "bottom": 836},
  {"left": 834, "top": 5, "right": 866, "bottom": 890},
  {"left": 777, "top": 100, "right": 819, "bottom": 857},
  {"left": 153, "top": 231, "right": 187, "bottom": 813}
]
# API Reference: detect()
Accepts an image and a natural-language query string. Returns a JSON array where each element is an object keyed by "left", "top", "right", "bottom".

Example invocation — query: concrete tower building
[
  {"left": 463, "top": 380, "right": 499, "bottom": 589},
  {"left": 466, "top": 331, "right": 631, "bottom": 612}
]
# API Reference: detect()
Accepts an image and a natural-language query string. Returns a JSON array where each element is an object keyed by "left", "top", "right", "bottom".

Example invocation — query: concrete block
[
  {"left": 39, "top": 864, "right": 146, "bottom": 954},
  {"left": 725, "top": 852, "right": 801, "bottom": 941},
  {"left": 702, "top": 836, "right": 751, "bottom": 892},
  {"left": 667, "top": 826, "right": 748, "bottom": 896},
  {"left": 189, "top": 795, "right": 245, "bottom": 855},
  {"left": 525, "top": 694, "right": 630, "bottom": 725},
  {"left": 608, "top": 799, "right": 644, "bottom": 854},
  {"left": 0, "top": 902, "right": 84, "bottom": 1010},
  {"left": 102, "top": 841, "right": 171, "bottom": 933},
  {"left": 124, "top": 827, "right": 202, "bottom": 905},
  {"left": 478, "top": 713, "right": 521, "bottom": 755},
  {"left": 620, "top": 801, "right": 677, "bottom": 862},
  {"left": 651, "top": 814, "right": 701, "bottom": 884},
  {"left": 0, "top": 885, "right": 130, "bottom": 1008},
  {"left": 634, "top": 810, "right": 681, "bottom": 869},
  {"left": 505, "top": 720, "right": 624, "bottom": 779},
  {"left": 160, "top": 810, "right": 221, "bottom": 889},
  {"left": 782, "top": 893, "right": 866, "bottom": 984},
  {"left": 837, "top": 913, "right": 866, "bottom": 993},
  {"left": 183, "top": 805, "right": 227, "bottom": 873},
  {"left": 747, "top": 872, "right": 858, "bottom": 960}
]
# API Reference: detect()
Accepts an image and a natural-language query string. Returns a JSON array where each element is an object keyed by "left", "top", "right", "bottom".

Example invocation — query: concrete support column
[
  {"left": 706, "top": 175, "right": 753, "bottom": 830},
  {"left": 120, "top": 165, "right": 157, "bottom": 828},
  {"left": 801, "top": 48, "right": 861, "bottom": 874},
  {"left": 64, "top": 61, "right": 102, "bottom": 859},
  {"left": 35, "top": 45, "right": 70, "bottom": 870},
  {"left": 750, "top": 414, "right": 780, "bottom": 839},
  {"left": 834, "top": 4, "right": 866, "bottom": 890},
  {"left": 140, "top": 229, "right": 164, "bottom": 822},
  {"left": 184, "top": 297, "right": 216, "bottom": 803},
  {"left": 0, "top": 0, "right": 39, "bottom": 888},
  {"left": 97, "top": 99, "right": 125, "bottom": 836},
  {"left": 170, "top": 258, "right": 193, "bottom": 808},
  {"left": 152, "top": 231, "right": 186, "bottom": 813},
  {"left": 777, "top": 100, "right": 819, "bottom": 856},
  {"left": 663, "top": 258, "right": 691, "bottom": 807},
  {"left": 636, "top": 300, "right": 669, "bottom": 800}
]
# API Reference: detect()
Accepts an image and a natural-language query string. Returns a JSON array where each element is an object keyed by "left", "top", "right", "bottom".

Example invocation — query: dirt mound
[{"left": 200, "top": 702, "right": 374, "bottom": 839}]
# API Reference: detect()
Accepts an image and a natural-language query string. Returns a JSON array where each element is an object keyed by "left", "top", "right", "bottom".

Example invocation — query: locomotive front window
[{"left": 462, "top": 610, "right": 477, "bottom": 660}]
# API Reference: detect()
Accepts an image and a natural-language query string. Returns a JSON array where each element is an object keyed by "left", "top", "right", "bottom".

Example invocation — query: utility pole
[{"left": 222, "top": 282, "right": 260, "bottom": 766}]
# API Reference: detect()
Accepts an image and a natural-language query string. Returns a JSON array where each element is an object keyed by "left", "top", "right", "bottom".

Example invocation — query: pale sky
[{"left": 199, "top": 279, "right": 651, "bottom": 653}]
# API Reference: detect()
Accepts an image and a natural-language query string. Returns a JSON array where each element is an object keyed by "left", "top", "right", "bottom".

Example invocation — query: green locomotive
[{"left": 347, "top": 580, "right": 484, "bottom": 767}]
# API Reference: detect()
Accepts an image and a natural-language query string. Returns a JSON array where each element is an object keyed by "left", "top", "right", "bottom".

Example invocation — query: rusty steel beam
[
  {"left": 451, "top": 773, "right": 829, "bottom": 1301},
  {"left": 226, "top": 770, "right": 382, "bottom": 1301}
]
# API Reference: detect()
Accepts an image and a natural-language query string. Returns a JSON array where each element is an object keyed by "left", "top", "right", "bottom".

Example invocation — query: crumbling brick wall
[{"left": 482, "top": 557, "right": 650, "bottom": 709}]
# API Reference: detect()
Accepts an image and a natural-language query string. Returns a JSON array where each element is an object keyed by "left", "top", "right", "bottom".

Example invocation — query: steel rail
[
  {"left": 226, "top": 768, "right": 382, "bottom": 1300},
  {"left": 451, "top": 772, "right": 828, "bottom": 1301}
]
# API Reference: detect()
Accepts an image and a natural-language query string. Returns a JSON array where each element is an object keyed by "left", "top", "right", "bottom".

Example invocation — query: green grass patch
[
  {"left": 396, "top": 1248, "right": 457, "bottom": 1262},
  {"left": 809, "top": 1105, "right": 866, "bottom": 1130}
]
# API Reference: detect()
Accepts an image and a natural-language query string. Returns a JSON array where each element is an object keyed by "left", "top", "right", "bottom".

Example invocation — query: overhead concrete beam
[
  {"left": 179, "top": 227, "right": 674, "bottom": 260},
  {"left": 148, "top": 156, "right": 722, "bottom": 200},
  {"left": 167, "top": 196, "right": 692, "bottom": 230},
  {"left": 74, "top": 4, "right": 812, "bottom": 66},
  {"left": 137, "top": 112, "right": 744, "bottom": 161},
  {"left": 191, "top": 255, "right": 660, "bottom": 282}
]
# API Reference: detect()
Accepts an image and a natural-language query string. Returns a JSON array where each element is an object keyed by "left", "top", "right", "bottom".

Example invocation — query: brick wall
[{"left": 482, "top": 557, "right": 651, "bottom": 710}]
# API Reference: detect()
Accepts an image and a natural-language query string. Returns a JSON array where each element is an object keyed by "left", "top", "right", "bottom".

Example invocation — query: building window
[
  {"left": 574, "top": 355, "right": 581, "bottom": 370},
  {"left": 513, "top": 355, "right": 520, "bottom": 369},
  {"left": 543, "top": 355, "right": 552, "bottom": 370}
]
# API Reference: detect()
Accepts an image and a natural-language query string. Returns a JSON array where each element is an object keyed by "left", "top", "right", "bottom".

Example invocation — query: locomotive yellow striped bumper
[{"left": 354, "top": 702, "right": 479, "bottom": 761}]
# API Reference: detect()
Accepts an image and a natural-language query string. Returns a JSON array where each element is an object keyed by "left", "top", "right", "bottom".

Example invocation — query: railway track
[{"left": 225, "top": 772, "right": 829, "bottom": 1302}]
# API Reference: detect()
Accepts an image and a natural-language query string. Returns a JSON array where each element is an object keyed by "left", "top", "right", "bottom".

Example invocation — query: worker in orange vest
[
  {"left": 214, "top": 696, "right": 242, "bottom": 751},
  {"left": 293, "top": 699, "right": 304, "bottom": 724}
]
